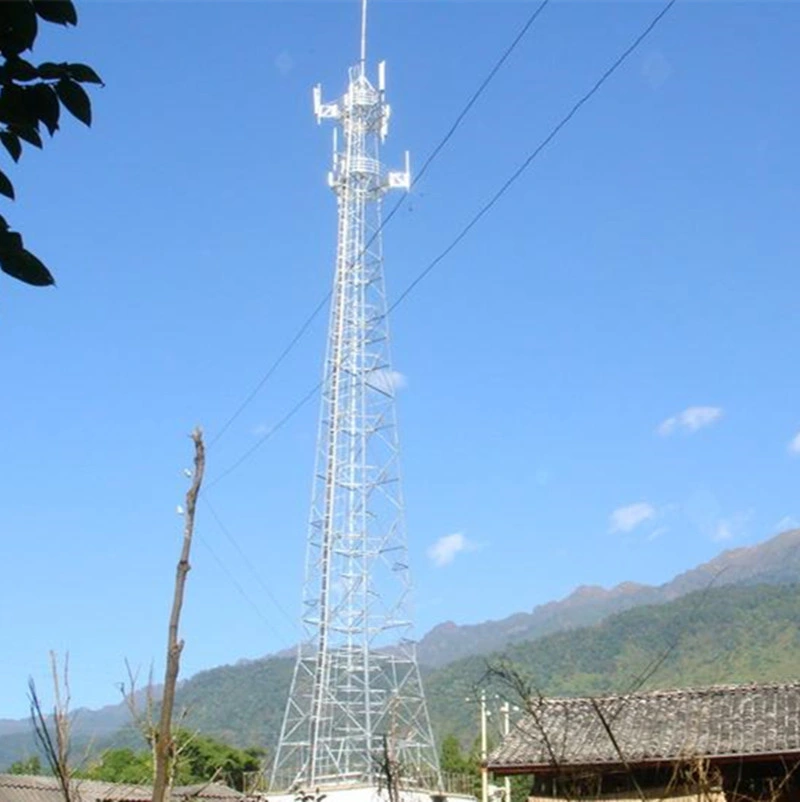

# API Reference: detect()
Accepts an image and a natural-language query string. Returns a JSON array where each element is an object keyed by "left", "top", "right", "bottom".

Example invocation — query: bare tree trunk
[
  {"left": 152, "top": 428, "right": 206, "bottom": 802},
  {"left": 29, "top": 652, "right": 74, "bottom": 802}
]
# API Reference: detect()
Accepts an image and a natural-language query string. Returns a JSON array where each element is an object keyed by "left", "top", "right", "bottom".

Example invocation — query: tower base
[{"left": 260, "top": 784, "right": 477, "bottom": 802}]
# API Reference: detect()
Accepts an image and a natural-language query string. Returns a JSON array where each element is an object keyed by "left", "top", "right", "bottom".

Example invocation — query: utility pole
[
  {"left": 500, "top": 702, "right": 511, "bottom": 802},
  {"left": 466, "top": 690, "right": 489, "bottom": 802},
  {"left": 478, "top": 690, "right": 489, "bottom": 802},
  {"left": 480, "top": 690, "right": 488, "bottom": 802}
]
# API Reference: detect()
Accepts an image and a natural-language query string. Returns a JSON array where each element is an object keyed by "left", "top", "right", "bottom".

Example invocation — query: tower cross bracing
[{"left": 271, "top": 4, "right": 440, "bottom": 793}]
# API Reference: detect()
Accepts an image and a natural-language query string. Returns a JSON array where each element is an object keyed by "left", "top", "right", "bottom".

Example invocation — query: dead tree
[
  {"left": 152, "top": 427, "right": 206, "bottom": 802},
  {"left": 380, "top": 733, "right": 403, "bottom": 802},
  {"left": 29, "top": 652, "right": 75, "bottom": 802}
]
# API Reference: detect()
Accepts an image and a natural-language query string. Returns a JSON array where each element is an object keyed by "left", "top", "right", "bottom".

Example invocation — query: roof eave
[{"left": 487, "top": 749, "right": 800, "bottom": 776}]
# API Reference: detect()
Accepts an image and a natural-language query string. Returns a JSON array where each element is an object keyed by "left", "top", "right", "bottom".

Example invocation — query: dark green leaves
[
  {"left": 0, "top": 2, "right": 38, "bottom": 55},
  {"left": 0, "top": 168, "right": 14, "bottom": 199},
  {"left": 0, "top": 83, "right": 39, "bottom": 128},
  {"left": 31, "top": 83, "right": 59, "bottom": 134},
  {"left": 68, "top": 63, "right": 103, "bottom": 85},
  {"left": 36, "top": 61, "right": 70, "bottom": 81},
  {"left": 0, "top": 225, "right": 55, "bottom": 286},
  {"left": 6, "top": 56, "right": 39, "bottom": 83},
  {"left": 0, "top": 247, "right": 55, "bottom": 286},
  {"left": 32, "top": 1, "right": 78, "bottom": 27},
  {"left": 12, "top": 124, "right": 42, "bottom": 148},
  {"left": 0, "top": 2, "right": 99, "bottom": 290},
  {"left": 55, "top": 78, "right": 90, "bottom": 125},
  {"left": 0, "top": 130, "right": 21, "bottom": 162}
]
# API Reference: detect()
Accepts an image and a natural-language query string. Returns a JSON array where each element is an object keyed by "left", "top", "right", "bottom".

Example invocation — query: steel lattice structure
[{"left": 271, "top": 2, "right": 440, "bottom": 793}]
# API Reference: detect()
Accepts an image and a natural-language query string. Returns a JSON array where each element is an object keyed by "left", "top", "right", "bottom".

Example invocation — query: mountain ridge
[
  {"left": 415, "top": 529, "right": 800, "bottom": 667},
  {"left": 2, "top": 528, "right": 798, "bottom": 767}
]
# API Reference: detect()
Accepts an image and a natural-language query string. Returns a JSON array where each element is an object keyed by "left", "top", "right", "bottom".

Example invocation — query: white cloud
[
  {"left": 774, "top": 515, "right": 798, "bottom": 533},
  {"left": 534, "top": 468, "right": 550, "bottom": 487},
  {"left": 609, "top": 502, "right": 656, "bottom": 534},
  {"left": 647, "top": 526, "right": 669, "bottom": 542},
  {"left": 367, "top": 368, "right": 407, "bottom": 396},
  {"left": 427, "top": 533, "right": 473, "bottom": 567},
  {"left": 713, "top": 521, "right": 734, "bottom": 542},
  {"left": 711, "top": 510, "right": 754, "bottom": 543},
  {"left": 274, "top": 50, "right": 295, "bottom": 75},
  {"left": 657, "top": 406, "right": 723, "bottom": 437},
  {"left": 641, "top": 50, "right": 673, "bottom": 90},
  {"left": 788, "top": 431, "right": 800, "bottom": 455}
]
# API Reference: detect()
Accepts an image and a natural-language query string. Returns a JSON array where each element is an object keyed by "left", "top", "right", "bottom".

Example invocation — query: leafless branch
[
  {"left": 28, "top": 652, "right": 75, "bottom": 802},
  {"left": 152, "top": 427, "right": 206, "bottom": 802}
]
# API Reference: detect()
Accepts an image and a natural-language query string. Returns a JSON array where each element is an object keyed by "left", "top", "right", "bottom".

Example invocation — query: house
[
  {"left": 0, "top": 774, "right": 244, "bottom": 802},
  {"left": 486, "top": 682, "right": 800, "bottom": 802}
]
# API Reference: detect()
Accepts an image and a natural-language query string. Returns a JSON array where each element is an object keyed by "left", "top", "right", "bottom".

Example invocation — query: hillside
[
  {"left": 7, "top": 580, "right": 796, "bottom": 770},
  {"left": 127, "top": 582, "right": 800, "bottom": 754},
  {"left": 424, "top": 582, "right": 800, "bottom": 743},
  {"left": 3, "top": 529, "right": 799, "bottom": 769},
  {"left": 155, "top": 582, "right": 799, "bottom": 753},
  {"left": 416, "top": 529, "right": 800, "bottom": 667}
]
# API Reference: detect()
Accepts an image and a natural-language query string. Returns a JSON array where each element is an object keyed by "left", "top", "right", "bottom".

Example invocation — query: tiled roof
[
  {"left": 487, "top": 681, "right": 800, "bottom": 771},
  {"left": 0, "top": 774, "right": 243, "bottom": 802}
]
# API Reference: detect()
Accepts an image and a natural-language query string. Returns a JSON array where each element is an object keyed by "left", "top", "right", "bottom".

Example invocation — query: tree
[
  {"left": 0, "top": 0, "right": 102, "bottom": 288},
  {"left": 439, "top": 733, "right": 482, "bottom": 797},
  {"left": 440, "top": 734, "right": 472, "bottom": 777},
  {"left": 78, "top": 734, "right": 265, "bottom": 793},
  {"left": 80, "top": 748, "right": 152, "bottom": 785},
  {"left": 28, "top": 652, "right": 77, "bottom": 802},
  {"left": 152, "top": 428, "right": 206, "bottom": 802},
  {"left": 7, "top": 755, "right": 43, "bottom": 775},
  {"left": 170, "top": 730, "right": 264, "bottom": 791}
]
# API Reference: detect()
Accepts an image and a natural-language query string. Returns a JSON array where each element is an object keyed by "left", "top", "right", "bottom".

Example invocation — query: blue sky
[{"left": 1, "top": 0, "right": 799, "bottom": 720}]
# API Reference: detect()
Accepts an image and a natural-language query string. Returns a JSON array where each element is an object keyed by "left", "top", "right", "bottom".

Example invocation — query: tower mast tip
[{"left": 360, "top": 0, "right": 368, "bottom": 69}]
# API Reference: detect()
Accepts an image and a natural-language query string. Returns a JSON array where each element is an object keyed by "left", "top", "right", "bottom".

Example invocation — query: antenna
[
  {"left": 272, "top": 0, "right": 437, "bottom": 792},
  {"left": 360, "top": 0, "right": 368, "bottom": 69}
]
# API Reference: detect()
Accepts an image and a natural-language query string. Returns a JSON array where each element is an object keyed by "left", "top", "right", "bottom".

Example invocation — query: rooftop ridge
[{"left": 531, "top": 679, "right": 800, "bottom": 705}]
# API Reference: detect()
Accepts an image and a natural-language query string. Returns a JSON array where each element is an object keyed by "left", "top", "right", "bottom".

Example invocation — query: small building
[
  {"left": 486, "top": 682, "right": 800, "bottom": 802},
  {"left": 0, "top": 774, "right": 244, "bottom": 802}
]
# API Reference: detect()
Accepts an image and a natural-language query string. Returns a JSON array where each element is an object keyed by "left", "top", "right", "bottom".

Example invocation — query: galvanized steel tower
[{"left": 271, "top": 0, "right": 440, "bottom": 793}]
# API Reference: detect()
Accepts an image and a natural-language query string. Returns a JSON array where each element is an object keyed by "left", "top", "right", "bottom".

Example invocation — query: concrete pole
[
  {"left": 481, "top": 690, "right": 488, "bottom": 802},
  {"left": 501, "top": 702, "right": 511, "bottom": 802}
]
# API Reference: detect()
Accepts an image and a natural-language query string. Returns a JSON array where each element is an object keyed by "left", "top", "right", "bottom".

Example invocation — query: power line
[
  {"left": 206, "top": 379, "right": 321, "bottom": 489},
  {"left": 194, "top": 529, "right": 282, "bottom": 635},
  {"left": 378, "top": 0, "right": 552, "bottom": 235},
  {"left": 389, "top": 0, "right": 678, "bottom": 313},
  {"left": 204, "top": 0, "right": 551, "bottom": 450},
  {"left": 201, "top": 494, "right": 300, "bottom": 633},
  {"left": 207, "top": 292, "right": 330, "bottom": 450},
  {"left": 206, "top": 0, "right": 678, "bottom": 488}
]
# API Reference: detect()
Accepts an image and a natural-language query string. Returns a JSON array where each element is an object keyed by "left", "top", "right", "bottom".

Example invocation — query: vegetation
[
  {"left": 439, "top": 733, "right": 481, "bottom": 796},
  {"left": 9, "top": 731, "right": 264, "bottom": 792},
  {"left": 79, "top": 748, "right": 151, "bottom": 785},
  {"left": 416, "top": 529, "right": 800, "bottom": 668},
  {"left": 0, "top": 0, "right": 102, "bottom": 288},
  {"left": 79, "top": 731, "right": 264, "bottom": 791},
  {"left": 7, "top": 755, "right": 42, "bottom": 775},
  {"left": 170, "top": 657, "right": 295, "bottom": 749},
  {"left": 424, "top": 583, "right": 800, "bottom": 743},
  {"left": 3, "top": 583, "right": 800, "bottom": 773}
]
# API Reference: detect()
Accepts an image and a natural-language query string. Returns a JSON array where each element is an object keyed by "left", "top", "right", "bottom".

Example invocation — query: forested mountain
[
  {"left": 3, "top": 529, "right": 799, "bottom": 769},
  {"left": 8, "top": 580, "right": 797, "bottom": 769},
  {"left": 149, "top": 583, "right": 800, "bottom": 751},
  {"left": 416, "top": 529, "right": 800, "bottom": 667},
  {"left": 423, "top": 582, "right": 800, "bottom": 744}
]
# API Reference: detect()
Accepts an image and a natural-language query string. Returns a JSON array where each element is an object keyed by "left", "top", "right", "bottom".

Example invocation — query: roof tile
[{"left": 487, "top": 681, "right": 800, "bottom": 771}]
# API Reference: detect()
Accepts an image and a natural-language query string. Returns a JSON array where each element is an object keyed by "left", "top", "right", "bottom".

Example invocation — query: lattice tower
[{"left": 271, "top": 1, "right": 441, "bottom": 792}]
